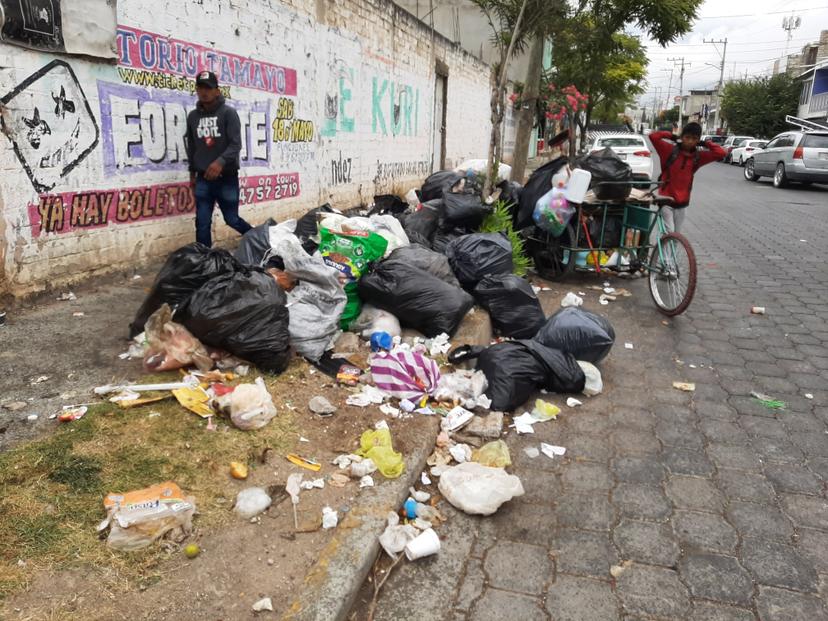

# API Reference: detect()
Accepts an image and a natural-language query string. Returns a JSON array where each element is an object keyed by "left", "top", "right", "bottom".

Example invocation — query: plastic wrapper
[
  {"left": 235, "top": 218, "right": 282, "bottom": 268},
  {"left": 100, "top": 481, "right": 195, "bottom": 552},
  {"left": 438, "top": 462, "right": 524, "bottom": 516},
  {"left": 445, "top": 233, "right": 513, "bottom": 289},
  {"left": 142, "top": 304, "right": 213, "bottom": 372},
  {"left": 355, "top": 427, "right": 404, "bottom": 479},
  {"left": 473, "top": 274, "right": 545, "bottom": 339},
  {"left": 276, "top": 236, "right": 347, "bottom": 361},
  {"left": 533, "top": 308, "right": 615, "bottom": 363},
  {"left": 229, "top": 378, "right": 278, "bottom": 430},
  {"left": 433, "top": 370, "right": 489, "bottom": 410},
  {"left": 388, "top": 244, "right": 460, "bottom": 288},
  {"left": 473, "top": 440, "right": 512, "bottom": 468},
  {"left": 234, "top": 487, "right": 272, "bottom": 519},
  {"left": 370, "top": 348, "right": 441, "bottom": 401},
  {"left": 129, "top": 243, "right": 240, "bottom": 337},
  {"left": 318, "top": 227, "right": 388, "bottom": 330},
  {"left": 178, "top": 269, "right": 290, "bottom": 374},
  {"left": 358, "top": 259, "right": 474, "bottom": 337}
]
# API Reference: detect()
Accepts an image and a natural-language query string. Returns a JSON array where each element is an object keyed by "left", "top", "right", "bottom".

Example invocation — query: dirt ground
[{"left": 0, "top": 266, "right": 436, "bottom": 621}]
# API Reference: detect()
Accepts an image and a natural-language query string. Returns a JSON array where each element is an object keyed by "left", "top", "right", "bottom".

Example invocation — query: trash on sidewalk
[
  {"left": 449, "top": 443, "right": 472, "bottom": 463},
  {"left": 442, "top": 406, "right": 475, "bottom": 432},
  {"left": 445, "top": 232, "right": 513, "bottom": 289},
  {"left": 355, "top": 427, "right": 404, "bottom": 479},
  {"left": 624, "top": 342, "right": 634, "bottom": 350},
  {"left": 524, "top": 447, "right": 540, "bottom": 458},
  {"left": 473, "top": 440, "right": 511, "bottom": 467},
  {"left": 3, "top": 401, "right": 28, "bottom": 412},
  {"left": 532, "top": 399, "right": 561, "bottom": 421},
  {"left": 473, "top": 274, "right": 545, "bottom": 339},
  {"left": 58, "top": 405, "right": 87, "bottom": 422},
  {"left": 143, "top": 304, "right": 213, "bottom": 372},
  {"left": 286, "top": 473, "right": 303, "bottom": 529},
  {"left": 321, "top": 507, "right": 338, "bottom": 529},
  {"left": 578, "top": 361, "right": 603, "bottom": 397},
  {"left": 173, "top": 385, "right": 213, "bottom": 418},
  {"left": 308, "top": 395, "right": 337, "bottom": 416},
  {"left": 359, "top": 475, "right": 375, "bottom": 488},
  {"left": 234, "top": 487, "right": 272, "bottom": 519},
  {"left": 560, "top": 292, "right": 584, "bottom": 308},
  {"left": 534, "top": 308, "right": 615, "bottom": 363},
  {"left": 434, "top": 370, "right": 490, "bottom": 411},
  {"left": 438, "top": 462, "right": 524, "bottom": 516},
  {"left": 229, "top": 462, "right": 249, "bottom": 480},
  {"left": 94, "top": 376, "right": 200, "bottom": 395},
  {"left": 229, "top": 378, "right": 277, "bottom": 430},
  {"left": 252, "top": 597, "right": 274, "bottom": 612},
  {"left": 806, "top": 393, "right": 814, "bottom": 400},
  {"left": 540, "top": 443, "right": 566, "bottom": 459},
  {"left": 672, "top": 381, "right": 696, "bottom": 392},
  {"left": 351, "top": 305, "right": 402, "bottom": 339},
  {"left": 461, "top": 411, "right": 504, "bottom": 440},
  {"left": 404, "top": 527, "right": 441, "bottom": 560},
  {"left": 379, "top": 512, "right": 418, "bottom": 559},
  {"left": 346, "top": 385, "right": 387, "bottom": 407},
  {"left": 751, "top": 306, "right": 766, "bottom": 315},
  {"left": 99, "top": 481, "right": 196, "bottom": 552},
  {"left": 566, "top": 397, "right": 583, "bottom": 408},
  {"left": 57, "top": 291, "right": 77, "bottom": 301},
  {"left": 287, "top": 454, "right": 322, "bottom": 472},
  {"left": 370, "top": 347, "right": 441, "bottom": 401},
  {"left": 751, "top": 391, "right": 786, "bottom": 410},
  {"left": 300, "top": 478, "right": 325, "bottom": 490}
]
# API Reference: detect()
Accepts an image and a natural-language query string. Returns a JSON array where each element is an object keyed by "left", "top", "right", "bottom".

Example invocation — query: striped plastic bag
[{"left": 370, "top": 348, "right": 441, "bottom": 401}]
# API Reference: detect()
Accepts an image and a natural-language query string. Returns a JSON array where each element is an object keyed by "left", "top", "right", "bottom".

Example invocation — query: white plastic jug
[{"left": 563, "top": 168, "right": 591, "bottom": 204}]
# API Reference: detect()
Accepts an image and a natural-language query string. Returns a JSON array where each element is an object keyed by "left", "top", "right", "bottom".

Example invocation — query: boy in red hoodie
[{"left": 649, "top": 122, "right": 726, "bottom": 233}]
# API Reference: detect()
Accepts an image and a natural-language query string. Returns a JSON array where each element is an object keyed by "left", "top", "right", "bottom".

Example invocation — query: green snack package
[{"left": 318, "top": 227, "right": 388, "bottom": 329}]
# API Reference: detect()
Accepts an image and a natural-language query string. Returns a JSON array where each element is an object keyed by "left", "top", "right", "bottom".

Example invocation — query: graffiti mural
[
  {"left": 97, "top": 81, "right": 270, "bottom": 175},
  {"left": 0, "top": 59, "right": 100, "bottom": 192},
  {"left": 373, "top": 159, "right": 431, "bottom": 184},
  {"left": 272, "top": 97, "right": 314, "bottom": 143},
  {"left": 371, "top": 78, "right": 420, "bottom": 137},
  {"left": 321, "top": 59, "right": 355, "bottom": 138},
  {"left": 116, "top": 26, "right": 297, "bottom": 97},
  {"left": 29, "top": 172, "right": 299, "bottom": 236},
  {"left": 330, "top": 151, "right": 353, "bottom": 186}
]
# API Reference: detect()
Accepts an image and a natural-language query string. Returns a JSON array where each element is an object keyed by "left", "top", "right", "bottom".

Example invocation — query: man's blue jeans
[{"left": 194, "top": 174, "right": 252, "bottom": 247}]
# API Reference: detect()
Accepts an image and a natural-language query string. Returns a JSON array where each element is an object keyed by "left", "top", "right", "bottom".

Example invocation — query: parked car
[
  {"left": 721, "top": 135, "right": 755, "bottom": 163},
  {"left": 587, "top": 133, "right": 654, "bottom": 179},
  {"left": 702, "top": 134, "right": 726, "bottom": 146},
  {"left": 744, "top": 130, "right": 828, "bottom": 187},
  {"left": 730, "top": 140, "right": 767, "bottom": 166}
]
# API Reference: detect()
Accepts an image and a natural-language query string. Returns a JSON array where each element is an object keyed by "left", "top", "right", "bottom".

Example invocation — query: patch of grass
[{"left": 0, "top": 366, "right": 300, "bottom": 600}]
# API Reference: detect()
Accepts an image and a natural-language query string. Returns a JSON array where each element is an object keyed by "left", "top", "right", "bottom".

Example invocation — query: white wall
[{"left": 0, "top": 0, "right": 493, "bottom": 295}]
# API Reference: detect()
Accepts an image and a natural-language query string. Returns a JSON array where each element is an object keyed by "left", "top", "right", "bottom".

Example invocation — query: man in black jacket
[{"left": 185, "top": 71, "right": 251, "bottom": 247}]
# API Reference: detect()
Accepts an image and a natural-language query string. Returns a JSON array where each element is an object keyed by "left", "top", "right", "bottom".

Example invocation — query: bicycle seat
[{"left": 652, "top": 194, "right": 675, "bottom": 207}]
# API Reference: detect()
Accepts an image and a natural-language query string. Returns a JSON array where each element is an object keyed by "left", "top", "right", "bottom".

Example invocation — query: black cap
[{"left": 196, "top": 71, "right": 219, "bottom": 89}]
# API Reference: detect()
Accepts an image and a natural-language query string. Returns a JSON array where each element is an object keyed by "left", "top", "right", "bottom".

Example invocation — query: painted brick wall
[{"left": 0, "top": 0, "right": 493, "bottom": 295}]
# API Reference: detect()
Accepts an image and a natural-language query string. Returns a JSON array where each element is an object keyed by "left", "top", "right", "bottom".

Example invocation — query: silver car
[{"left": 744, "top": 130, "right": 828, "bottom": 188}]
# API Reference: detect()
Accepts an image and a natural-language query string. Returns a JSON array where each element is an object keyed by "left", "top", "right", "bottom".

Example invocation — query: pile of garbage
[{"left": 92, "top": 162, "right": 622, "bottom": 560}]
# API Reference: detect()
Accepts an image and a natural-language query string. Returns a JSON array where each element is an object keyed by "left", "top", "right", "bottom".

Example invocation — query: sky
[{"left": 633, "top": 0, "right": 828, "bottom": 110}]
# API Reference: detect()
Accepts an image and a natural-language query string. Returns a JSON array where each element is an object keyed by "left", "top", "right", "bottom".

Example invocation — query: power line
[{"left": 696, "top": 6, "right": 826, "bottom": 19}]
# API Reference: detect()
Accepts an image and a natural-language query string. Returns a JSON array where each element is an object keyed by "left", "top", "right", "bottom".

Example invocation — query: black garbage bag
[
  {"left": 443, "top": 191, "right": 491, "bottom": 229},
  {"left": 402, "top": 200, "right": 443, "bottom": 248},
  {"left": 473, "top": 274, "right": 545, "bottom": 338},
  {"left": 357, "top": 259, "right": 474, "bottom": 337},
  {"left": 497, "top": 180, "right": 523, "bottom": 210},
  {"left": 234, "top": 218, "right": 284, "bottom": 269},
  {"left": 369, "top": 194, "right": 409, "bottom": 216},
  {"left": 445, "top": 232, "right": 513, "bottom": 288},
  {"left": 421, "top": 171, "right": 462, "bottom": 202},
  {"left": 388, "top": 244, "right": 461, "bottom": 288},
  {"left": 534, "top": 307, "right": 615, "bottom": 363},
  {"left": 575, "top": 147, "right": 633, "bottom": 201},
  {"left": 516, "top": 156, "right": 568, "bottom": 229},
  {"left": 295, "top": 204, "right": 336, "bottom": 254},
  {"left": 452, "top": 340, "right": 585, "bottom": 411},
  {"left": 129, "top": 243, "right": 241, "bottom": 338},
  {"left": 178, "top": 269, "right": 291, "bottom": 373},
  {"left": 431, "top": 225, "right": 469, "bottom": 254}
]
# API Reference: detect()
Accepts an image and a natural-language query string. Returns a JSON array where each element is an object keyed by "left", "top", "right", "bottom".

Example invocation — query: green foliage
[
  {"left": 480, "top": 200, "right": 533, "bottom": 276},
  {"left": 661, "top": 106, "right": 680, "bottom": 124},
  {"left": 721, "top": 74, "right": 800, "bottom": 138}
]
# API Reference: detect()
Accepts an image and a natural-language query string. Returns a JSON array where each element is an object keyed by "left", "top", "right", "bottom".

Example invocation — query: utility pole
[
  {"left": 704, "top": 38, "right": 728, "bottom": 133},
  {"left": 668, "top": 57, "right": 689, "bottom": 122}
]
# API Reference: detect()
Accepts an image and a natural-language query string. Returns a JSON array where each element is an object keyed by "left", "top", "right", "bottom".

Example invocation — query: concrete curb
[
  {"left": 280, "top": 416, "right": 439, "bottom": 621},
  {"left": 281, "top": 308, "right": 493, "bottom": 621}
]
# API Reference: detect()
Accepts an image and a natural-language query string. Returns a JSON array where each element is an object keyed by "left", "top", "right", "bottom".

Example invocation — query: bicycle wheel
[
  {"left": 648, "top": 232, "right": 697, "bottom": 316},
  {"left": 527, "top": 224, "right": 575, "bottom": 279}
]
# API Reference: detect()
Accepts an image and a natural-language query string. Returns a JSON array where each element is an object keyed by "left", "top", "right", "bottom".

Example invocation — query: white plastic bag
[
  {"left": 230, "top": 378, "right": 277, "bottom": 430},
  {"left": 378, "top": 512, "right": 418, "bottom": 559},
  {"left": 456, "top": 159, "right": 512, "bottom": 182},
  {"left": 350, "top": 304, "right": 402, "bottom": 338},
  {"left": 578, "top": 360, "right": 603, "bottom": 396},
  {"left": 438, "top": 462, "right": 524, "bottom": 516},
  {"left": 561, "top": 292, "right": 584, "bottom": 308},
  {"left": 277, "top": 236, "right": 347, "bottom": 361},
  {"left": 234, "top": 487, "right": 272, "bottom": 519}
]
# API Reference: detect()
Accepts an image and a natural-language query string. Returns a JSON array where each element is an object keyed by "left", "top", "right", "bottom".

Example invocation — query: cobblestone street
[{"left": 366, "top": 164, "right": 828, "bottom": 620}]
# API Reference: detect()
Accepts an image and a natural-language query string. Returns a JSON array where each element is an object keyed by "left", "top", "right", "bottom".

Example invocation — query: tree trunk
[
  {"left": 579, "top": 105, "right": 593, "bottom": 151},
  {"left": 510, "top": 36, "right": 545, "bottom": 183},
  {"left": 484, "top": 0, "right": 530, "bottom": 198}
]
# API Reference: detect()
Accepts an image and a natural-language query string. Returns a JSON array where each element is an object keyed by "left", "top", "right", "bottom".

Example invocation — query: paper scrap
[
  {"left": 672, "top": 381, "right": 696, "bottom": 392},
  {"left": 566, "top": 397, "right": 582, "bottom": 408},
  {"left": 359, "top": 475, "right": 375, "bottom": 488},
  {"left": 524, "top": 447, "right": 540, "bottom": 459},
  {"left": 421, "top": 472, "right": 431, "bottom": 485},
  {"left": 540, "top": 443, "right": 566, "bottom": 459},
  {"left": 624, "top": 342, "right": 634, "bottom": 350}
]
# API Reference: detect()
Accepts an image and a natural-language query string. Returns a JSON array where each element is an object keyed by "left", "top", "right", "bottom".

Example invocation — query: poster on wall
[{"left": 0, "top": 0, "right": 117, "bottom": 58}]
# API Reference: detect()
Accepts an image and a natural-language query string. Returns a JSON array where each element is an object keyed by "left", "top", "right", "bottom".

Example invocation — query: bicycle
[{"left": 524, "top": 180, "right": 697, "bottom": 316}]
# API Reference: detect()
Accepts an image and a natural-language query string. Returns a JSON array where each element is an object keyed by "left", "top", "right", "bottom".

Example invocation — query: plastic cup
[{"left": 404, "top": 528, "right": 441, "bottom": 560}]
